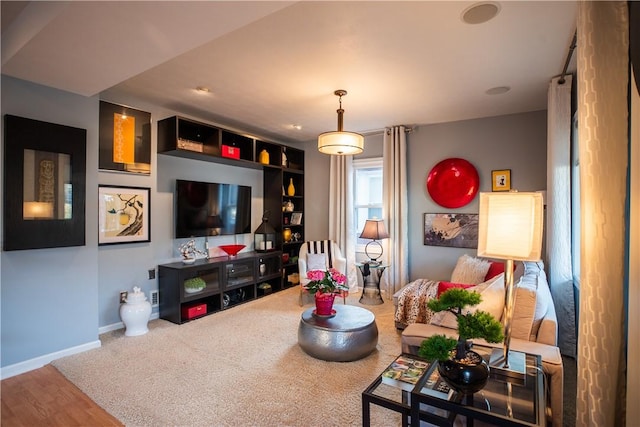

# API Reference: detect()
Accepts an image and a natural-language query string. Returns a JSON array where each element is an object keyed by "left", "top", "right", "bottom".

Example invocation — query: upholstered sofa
[{"left": 393, "top": 256, "right": 564, "bottom": 426}]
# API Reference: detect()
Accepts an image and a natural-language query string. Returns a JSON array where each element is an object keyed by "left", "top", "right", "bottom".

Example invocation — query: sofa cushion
[
  {"left": 450, "top": 254, "right": 491, "bottom": 284},
  {"left": 511, "top": 282, "right": 537, "bottom": 340},
  {"left": 429, "top": 273, "right": 505, "bottom": 329},
  {"left": 436, "top": 281, "right": 474, "bottom": 297}
]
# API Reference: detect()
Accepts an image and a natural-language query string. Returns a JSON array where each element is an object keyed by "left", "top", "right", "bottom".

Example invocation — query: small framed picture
[
  {"left": 491, "top": 169, "right": 511, "bottom": 192},
  {"left": 291, "top": 212, "right": 303, "bottom": 225},
  {"left": 98, "top": 185, "right": 151, "bottom": 245}
]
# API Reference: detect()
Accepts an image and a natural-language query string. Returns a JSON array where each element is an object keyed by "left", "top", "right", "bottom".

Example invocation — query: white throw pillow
[
  {"left": 430, "top": 273, "right": 506, "bottom": 329},
  {"left": 450, "top": 255, "right": 491, "bottom": 285},
  {"left": 306, "top": 253, "right": 327, "bottom": 271}
]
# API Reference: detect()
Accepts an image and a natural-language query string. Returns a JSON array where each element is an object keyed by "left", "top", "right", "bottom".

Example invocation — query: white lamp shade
[
  {"left": 477, "top": 192, "right": 544, "bottom": 261},
  {"left": 317, "top": 131, "right": 364, "bottom": 155}
]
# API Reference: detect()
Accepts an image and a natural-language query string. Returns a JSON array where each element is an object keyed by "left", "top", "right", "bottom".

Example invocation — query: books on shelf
[{"left": 381, "top": 355, "right": 431, "bottom": 391}]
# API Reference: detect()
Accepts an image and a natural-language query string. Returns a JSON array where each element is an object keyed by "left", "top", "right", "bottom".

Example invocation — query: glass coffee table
[{"left": 362, "top": 346, "right": 546, "bottom": 427}]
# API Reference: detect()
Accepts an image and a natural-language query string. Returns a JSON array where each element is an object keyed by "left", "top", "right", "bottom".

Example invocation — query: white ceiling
[{"left": 1, "top": 1, "right": 577, "bottom": 144}]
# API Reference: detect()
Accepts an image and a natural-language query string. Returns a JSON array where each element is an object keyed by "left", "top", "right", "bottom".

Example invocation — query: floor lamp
[{"left": 477, "top": 191, "right": 544, "bottom": 379}]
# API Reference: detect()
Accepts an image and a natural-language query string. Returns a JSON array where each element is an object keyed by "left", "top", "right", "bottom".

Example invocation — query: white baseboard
[
  {"left": 1, "top": 340, "right": 101, "bottom": 380},
  {"left": 1, "top": 313, "right": 161, "bottom": 380},
  {"left": 98, "top": 312, "right": 159, "bottom": 335}
]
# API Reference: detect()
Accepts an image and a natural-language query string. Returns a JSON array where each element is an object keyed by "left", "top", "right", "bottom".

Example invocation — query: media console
[{"left": 158, "top": 251, "right": 282, "bottom": 324}]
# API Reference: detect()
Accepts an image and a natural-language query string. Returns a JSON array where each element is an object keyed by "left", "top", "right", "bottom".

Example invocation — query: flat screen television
[{"left": 175, "top": 179, "right": 252, "bottom": 238}]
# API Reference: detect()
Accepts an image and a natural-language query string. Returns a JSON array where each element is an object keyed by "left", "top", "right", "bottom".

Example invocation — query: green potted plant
[
  {"left": 418, "top": 288, "right": 504, "bottom": 394},
  {"left": 184, "top": 277, "right": 206, "bottom": 294}
]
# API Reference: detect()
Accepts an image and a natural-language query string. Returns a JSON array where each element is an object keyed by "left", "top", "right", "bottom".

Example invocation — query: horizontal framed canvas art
[
  {"left": 424, "top": 213, "right": 479, "bottom": 249},
  {"left": 98, "top": 185, "right": 150, "bottom": 245}
]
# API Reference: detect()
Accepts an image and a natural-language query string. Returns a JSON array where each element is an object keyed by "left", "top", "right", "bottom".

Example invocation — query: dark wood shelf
[{"left": 158, "top": 251, "right": 282, "bottom": 324}]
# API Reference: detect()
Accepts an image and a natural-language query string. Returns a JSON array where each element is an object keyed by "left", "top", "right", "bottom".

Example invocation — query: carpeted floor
[
  {"left": 53, "top": 287, "right": 406, "bottom": 426},
  {"left": 52, "top": 287, "right": 576, "bottom": 426}
]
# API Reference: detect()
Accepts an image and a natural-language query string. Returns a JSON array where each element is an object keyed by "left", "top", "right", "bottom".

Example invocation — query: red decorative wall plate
[{"left": 426, "top": 158, "right": 479, "bottom": 208}]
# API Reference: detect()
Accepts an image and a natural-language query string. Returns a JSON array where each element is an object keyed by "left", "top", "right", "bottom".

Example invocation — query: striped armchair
[{"left": 298, "top": 240, "right": 348, "bottom": 306}]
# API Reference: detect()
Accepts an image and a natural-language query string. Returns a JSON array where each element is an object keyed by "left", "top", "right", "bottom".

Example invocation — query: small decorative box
[
  {"left": 182, "top": 303, "right": 207, "bottom": 320},
  {"left": 221, "top": 145, "right": 240, "bottom": 159}
]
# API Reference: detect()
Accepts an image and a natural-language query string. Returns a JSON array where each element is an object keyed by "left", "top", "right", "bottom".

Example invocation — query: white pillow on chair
[{"left": 306, "top": 253, "right": 327, "bottom": 271}]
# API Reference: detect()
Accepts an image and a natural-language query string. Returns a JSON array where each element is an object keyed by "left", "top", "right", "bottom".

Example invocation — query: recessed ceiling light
[
  {"left": 292, "top": 124, "right": 302, "bottom": 130},
  {"left": 462, "top": 2, "right": 501, "bottom": 25},
  {"left": 485, "top": 86, "right": 511, "bottom": 95}
]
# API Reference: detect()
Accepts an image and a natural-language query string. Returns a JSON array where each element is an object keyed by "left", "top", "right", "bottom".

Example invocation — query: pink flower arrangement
[{"left": 303, "top": 268, "right": 349, "bottom": 295}]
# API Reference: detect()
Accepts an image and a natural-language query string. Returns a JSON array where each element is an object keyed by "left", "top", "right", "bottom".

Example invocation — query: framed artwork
[
  {"left": 3, "top": 115, "right": 86, "bottom": 250},
  {"left": 424, "top": 213, "right": 479, "bottom": 249},
  {"left": 99, "top": 101, "right": 151, "bottom": 174},
  {"left": 491, "top": 169, "right": 511, "bottom": 192},
  {"left": 98, "top": 185, "right": 150, "bottom": 245},
  {"left": 291, "top": 212, "right": 303, "bottom": 225}
]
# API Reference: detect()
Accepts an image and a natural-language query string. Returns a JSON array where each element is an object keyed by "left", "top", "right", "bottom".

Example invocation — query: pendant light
[{"left": 317, "top": 90, "right": 364, "bottom": 155}]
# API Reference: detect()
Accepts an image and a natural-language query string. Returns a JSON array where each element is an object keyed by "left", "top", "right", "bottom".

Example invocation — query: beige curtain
[
  {"left": 546, "top": 75, "right": 576, "bottom": 357},
  {"left": 576, "top": 2, "right": 629, "bottom": 425},
  {"left": 382, "top": 126, "right": 409, "bottom": 295},
  {"left": 328, "top": 155, "right": 358, "bottom": 291}
]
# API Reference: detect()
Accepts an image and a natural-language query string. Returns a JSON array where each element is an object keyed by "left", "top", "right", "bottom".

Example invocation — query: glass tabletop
[
  {"left": 356, "top": 262, "right": 390, "bottom": 269},
  {"left": 410, "top": 345, "right": 546, "bottom": 426}
]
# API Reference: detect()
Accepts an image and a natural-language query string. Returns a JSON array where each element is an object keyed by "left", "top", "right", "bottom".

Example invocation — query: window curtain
[
  {"left": 382, "top": 126, "right": 408, "bottom": 295},
  {"left": 328, "top": 155, "right": 358, "bottom": 291},
  {"left": 576, "top": 2, "right": 629, "bottom": 425},
  {"left": 546, "top": 75, "right": 577, "bottom": 357}
]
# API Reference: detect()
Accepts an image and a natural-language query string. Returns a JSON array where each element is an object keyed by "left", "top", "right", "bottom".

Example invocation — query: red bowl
[{"left": 218, "top": 244, "right": 246, "bottom": 256}]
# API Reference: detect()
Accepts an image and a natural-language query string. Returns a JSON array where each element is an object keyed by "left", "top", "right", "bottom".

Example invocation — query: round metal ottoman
[{"left": 298, "top": 304, "right": 378, "bottom": 362}]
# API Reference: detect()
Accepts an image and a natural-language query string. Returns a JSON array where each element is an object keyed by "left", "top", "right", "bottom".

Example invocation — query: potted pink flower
[{"left": 303, "top": 269, "right": 349, "bottom": 315}]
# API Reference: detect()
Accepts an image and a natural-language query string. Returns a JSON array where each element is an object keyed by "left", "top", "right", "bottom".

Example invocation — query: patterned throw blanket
[{"left": 394, "top": 279, "right": 441, "bottom": 326}]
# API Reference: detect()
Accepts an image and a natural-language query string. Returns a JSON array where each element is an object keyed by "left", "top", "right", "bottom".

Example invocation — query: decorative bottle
[
  {"left": 119, "top": 286, "right": 152, "bottom": 337},
  {"left": 287, "top": 178, "right": 295, "bottom": 196},
  {"left": 259, "top": 149, "right": 270, "bottom": 165}
]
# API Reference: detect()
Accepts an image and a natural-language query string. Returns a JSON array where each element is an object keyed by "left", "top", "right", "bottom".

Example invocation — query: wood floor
[{"left": 1, "top": 364, "right": 122, "bottom": 427}]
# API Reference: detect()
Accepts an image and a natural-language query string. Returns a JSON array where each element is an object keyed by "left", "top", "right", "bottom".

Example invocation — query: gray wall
[
  {"left": 1, "top": 76, "right": 100, "bottom": 367},
  {"left": 301, "top": 112, "right": 547, "bottom": 282},
  {"left": 407, "top": 112, "right": 547, "bottom": 280}
]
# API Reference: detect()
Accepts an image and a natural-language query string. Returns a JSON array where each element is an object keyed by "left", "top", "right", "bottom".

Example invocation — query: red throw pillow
[
  {"left": 437, "top": 281, "right": 474, "bottom": 297},
  {"left": 484, "top": 262, "right": 505, "bottom": 281},
  {"left": 484, "top": 261, "right": 516, "bottom": 281}
]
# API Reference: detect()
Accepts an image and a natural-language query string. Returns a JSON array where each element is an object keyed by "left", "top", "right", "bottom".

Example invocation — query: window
[{"left": 353, "top": 158, "right": 383, "bottom": 251}]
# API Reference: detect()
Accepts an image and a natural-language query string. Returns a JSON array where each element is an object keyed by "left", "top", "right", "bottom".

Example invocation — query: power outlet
[
  {"left": 120, "top": 291, "right": 128, "bottom": 304},
  {"left": 148, "top": 268, "right": 155, "bottom": 280}
]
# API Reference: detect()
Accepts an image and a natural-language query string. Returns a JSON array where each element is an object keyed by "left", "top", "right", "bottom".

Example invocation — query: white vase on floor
[{"left": 120, "top": 287, "right": 151, "bottom": 336}]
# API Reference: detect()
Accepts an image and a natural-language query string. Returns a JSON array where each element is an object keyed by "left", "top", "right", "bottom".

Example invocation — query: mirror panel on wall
[{"left": 3, "top": 115, "right": 86, "bottom": 250}]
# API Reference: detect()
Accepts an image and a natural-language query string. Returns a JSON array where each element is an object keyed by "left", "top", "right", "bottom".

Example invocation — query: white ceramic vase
[{"left": 120, "top": 287, "right": 152, "bottom": 336}]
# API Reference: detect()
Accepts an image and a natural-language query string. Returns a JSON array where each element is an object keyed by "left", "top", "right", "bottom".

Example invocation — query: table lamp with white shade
[{"left": 477, "top": 191, "right": 544, "bottom": 379}]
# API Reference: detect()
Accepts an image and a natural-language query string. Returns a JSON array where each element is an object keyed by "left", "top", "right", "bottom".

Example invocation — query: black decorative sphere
[{"left": 437, "top": 350, "right": 489, "bottom": 395}]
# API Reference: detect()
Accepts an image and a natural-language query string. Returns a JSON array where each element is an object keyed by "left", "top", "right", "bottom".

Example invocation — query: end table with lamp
[{"left": 358, "top": 218, "right": 389, "bottom": 305}]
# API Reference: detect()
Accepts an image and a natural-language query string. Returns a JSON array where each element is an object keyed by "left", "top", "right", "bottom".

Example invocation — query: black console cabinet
[{"left": 159, "top": 251, "right": 282, "bottom": 324}]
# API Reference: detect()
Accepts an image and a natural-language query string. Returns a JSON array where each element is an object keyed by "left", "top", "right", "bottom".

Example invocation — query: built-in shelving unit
[{"left": 157, "top": 115, "right": 305, "bottom": 293}]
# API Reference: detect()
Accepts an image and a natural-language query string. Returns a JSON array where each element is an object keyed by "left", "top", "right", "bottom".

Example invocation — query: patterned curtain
[
  {"left": 382, "top": 126, "right": 409, "bottom": 294},
  {"left": 328, "top": 155, "right": 358, "bottom": 291},
  {"left": 546, "top": 75, "right": 576, "bottom": 357},
  {"left": 576, "top": 2, "right": 629, "bottom": 425}
]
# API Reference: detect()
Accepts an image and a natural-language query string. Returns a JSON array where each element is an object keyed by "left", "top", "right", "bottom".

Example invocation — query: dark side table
[{"left": 357, "top": 262, "right": 388, "bottom": 305}]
